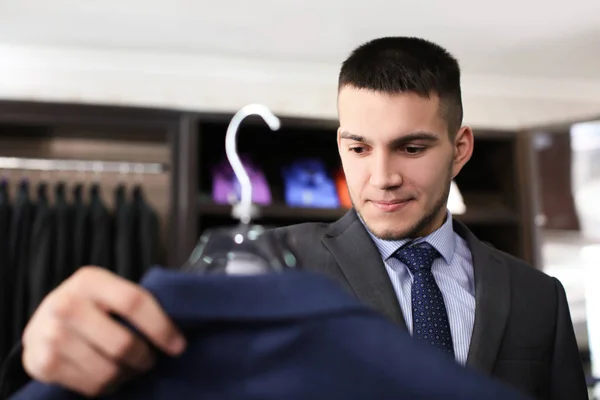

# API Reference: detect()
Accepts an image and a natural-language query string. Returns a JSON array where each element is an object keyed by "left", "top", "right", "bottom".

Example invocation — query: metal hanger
[
  {"left": 225, "top": 104, "right": 280, "bottom": 224},
  {"left": 182, "top": 104, "right": 298, "bottom": 275}
]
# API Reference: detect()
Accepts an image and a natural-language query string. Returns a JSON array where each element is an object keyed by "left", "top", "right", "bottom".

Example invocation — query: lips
[{"left": 370, "top": 199, "right": 412, "bottom": 212}]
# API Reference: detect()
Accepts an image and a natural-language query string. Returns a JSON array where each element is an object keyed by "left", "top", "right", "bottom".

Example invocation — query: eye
[
  {"left": 349, "top": 146, "right": 367, "bottom": 154},
  {"left": 404, "top": 146, "right": 425, "bottom": 155}
]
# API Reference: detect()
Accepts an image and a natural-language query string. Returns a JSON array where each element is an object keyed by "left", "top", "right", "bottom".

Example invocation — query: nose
[{"left": 369, "top": 151, "right": 402, "bottom": 190}]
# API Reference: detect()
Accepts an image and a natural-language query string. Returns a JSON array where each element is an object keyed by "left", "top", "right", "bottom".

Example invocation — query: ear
[{"left": 451, "top": 126, "right": 474, "bottom": 178}]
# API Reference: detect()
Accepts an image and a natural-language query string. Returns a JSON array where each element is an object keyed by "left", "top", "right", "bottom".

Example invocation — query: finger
[
  {"left": 64, "top": 298, "right": 156, "bottom": 371},
  {"left": 25, "top": 301, "right": 146, "bottom": 397},
  {"left": 24, "top": 338, "right": 109, "bottom": 398},
  {"left": 57, "top": 335, "right": 123, "bottom": 396},
  {"left": 44, "top": 356, "right": 100, "bottom": 397},
  {"left": 68, "top": 267, "right": 186, "bottom": 355}
]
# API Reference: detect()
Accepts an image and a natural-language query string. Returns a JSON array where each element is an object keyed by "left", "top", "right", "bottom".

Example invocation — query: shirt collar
[{"left": 360, "top": 210, "right": 456, "bottom": 264}]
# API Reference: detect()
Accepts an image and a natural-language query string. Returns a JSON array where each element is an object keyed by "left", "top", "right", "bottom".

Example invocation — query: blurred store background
[{"left": 1, "top": 0, "right": 600, "bottom": 397}]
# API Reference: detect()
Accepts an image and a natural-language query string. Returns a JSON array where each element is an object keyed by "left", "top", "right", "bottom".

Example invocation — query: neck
[{"left": 412, "top": 208, "right": 448, "bottom": 239}]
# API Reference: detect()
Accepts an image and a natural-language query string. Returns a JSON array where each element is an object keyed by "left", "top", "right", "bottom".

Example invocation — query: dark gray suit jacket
[{"left": 270, "top": 209, "right": 588, "bottom": 400}]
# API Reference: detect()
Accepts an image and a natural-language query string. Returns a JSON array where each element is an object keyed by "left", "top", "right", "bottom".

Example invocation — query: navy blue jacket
[{"left": 11, "top": 268, "right": 531, "bottom": 400}]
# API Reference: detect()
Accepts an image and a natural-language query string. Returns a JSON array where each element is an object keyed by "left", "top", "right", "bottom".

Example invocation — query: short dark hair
[{"left": 338, "top": 37, "right": 463, "bottom": 136}]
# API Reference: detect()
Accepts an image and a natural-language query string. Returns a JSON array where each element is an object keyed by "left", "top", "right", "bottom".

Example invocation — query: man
[{"left": 0, "top": 37, "right": 588, "bottom": 399}]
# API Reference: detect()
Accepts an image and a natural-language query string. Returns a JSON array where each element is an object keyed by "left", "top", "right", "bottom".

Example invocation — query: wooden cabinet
[{"left": 0, "top": 100, "right": 180, "bottom": 267}]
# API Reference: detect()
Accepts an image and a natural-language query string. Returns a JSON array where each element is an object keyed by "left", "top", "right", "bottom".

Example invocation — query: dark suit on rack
[
  {"left": 0, "top": 181, "right": 13, "bottom": 365},
  {"left": 27, "top": 183, "right": 56, "bottom": 319},
  {"left": 89, "top": 185, "right": 112, "bottom": 270},
  {"left": 132, "top": 186, "right": 160, "bottom": 280},
  {"left": 114, "top": 185, "right": 160, "bottom": 282},
  {"left": 9, "top": 181, "right": 35, "bottom": 347},
  {"left": 52, "top": 183, "right": 75, "bottom": 289},
  {"left": 268, "top": 209, "right": 588, "bottom": 400},
  {"left": 113, "top": 185, "right": 137, "bottom": 281},
  {"left": 72, "top": 184, "right": 91, "bottom": 270}
]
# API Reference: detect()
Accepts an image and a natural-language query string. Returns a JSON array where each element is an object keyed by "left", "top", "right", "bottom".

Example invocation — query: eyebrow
[
  {"left": 340, "top": 131, "right": 373, "bottom": 145},
  {"left": 340, "top": 130, "right": 440, "bottom": 147}
]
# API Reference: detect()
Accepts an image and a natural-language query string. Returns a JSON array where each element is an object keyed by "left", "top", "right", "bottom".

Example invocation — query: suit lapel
[
  {"left": 320, "top": 212, "right": 510, "bottom": 370},
  {"left": 322, "top": 210, "right": 407, "bottom": 329},
  {"left": 455, "top": 221, "right": 511, "bottom": 373}
]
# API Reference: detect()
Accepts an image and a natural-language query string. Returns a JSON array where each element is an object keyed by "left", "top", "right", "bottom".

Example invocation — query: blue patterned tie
[{"left": 394, "top": 244, "right": 455, "bottom": 357}]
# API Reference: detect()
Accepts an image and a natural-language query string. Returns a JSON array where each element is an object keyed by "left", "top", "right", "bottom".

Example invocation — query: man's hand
[{"left": 22, "top": 267, "right": 186, "bottom": 397}]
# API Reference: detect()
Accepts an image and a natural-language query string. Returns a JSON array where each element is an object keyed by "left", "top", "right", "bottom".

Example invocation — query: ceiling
[
  {"left": 1, "top": 0, "right": 600, "bottom": 128},
  {"left": 2, "top": 0, "right": 600, "bottom": 80}
]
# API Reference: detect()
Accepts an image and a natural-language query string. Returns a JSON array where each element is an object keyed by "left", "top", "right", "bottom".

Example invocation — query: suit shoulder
[
  {"left": 485, "top": 243, "right": 555, "bottom": 285},
  {"left": 266, "top": 221, "right": 335, "bottom": 268},
  {"left": 270, "top": 221, "right": 331, "bottom": 240}
]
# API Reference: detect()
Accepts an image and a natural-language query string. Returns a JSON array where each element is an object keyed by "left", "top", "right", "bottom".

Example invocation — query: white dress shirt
[{"left": 361, "top": 210, "right": 476, "bottom": 365}]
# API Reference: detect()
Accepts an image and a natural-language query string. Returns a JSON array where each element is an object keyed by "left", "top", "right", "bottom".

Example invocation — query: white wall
[{"left": 3, "top": 44, "right": 600, "bottom": 130}]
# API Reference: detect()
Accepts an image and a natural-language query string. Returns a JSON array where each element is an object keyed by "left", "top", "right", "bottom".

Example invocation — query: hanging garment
[
  {"left": 113, "top": 184, "right": 137, "bottom": 281},
  {"left": 132, "top": 186, "right": 160, "bottom": 281},
  {"left": 212, "top": 155, "right": 272, "bottom": 205},
  {"left": 72, "top": 184, "right": 91, "bottom": 270},
  {"left": 282, "top": 159, "right": 340, "bottom": 208},
  {"left": 88, "top": 184, "right": 112, "bottom": 270},
  {"left": 9, "top": 179, "right": 35, "bottom": 346},
  {"left": 27, "top": 182, "right": 57, "bottom": 319},
  {"left": 334, "top": 168, "right": 352, "bottom": 208},
  {"left": 52, "top": 182, "right": 75, "bottom": 288},
  {"left": 0, "top": 180, "right": 13, "bottom": 365},
  {"left": 9, "top": 268, "right": 530, "bottom": 400}
]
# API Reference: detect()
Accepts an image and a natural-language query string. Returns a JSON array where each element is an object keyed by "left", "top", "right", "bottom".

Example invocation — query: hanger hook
[{"left": 226, "top": 104, "right": 280, "bottom": 224}]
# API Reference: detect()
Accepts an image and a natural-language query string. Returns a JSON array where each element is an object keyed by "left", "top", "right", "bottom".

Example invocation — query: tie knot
[{"left": 393, "top": 245, "right": 440, "bottom": 273}]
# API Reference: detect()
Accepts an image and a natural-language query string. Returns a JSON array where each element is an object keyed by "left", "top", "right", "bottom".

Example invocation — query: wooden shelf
[
  {"left": 198, "top": 202, "right": 349, "bottom": 221},
  {"left": 197, "top": 201, "right": 519, "bottom": 225}
]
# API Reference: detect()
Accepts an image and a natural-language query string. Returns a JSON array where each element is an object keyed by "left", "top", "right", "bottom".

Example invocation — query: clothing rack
[{"left": 0, "top": 156, "right": 168, "bottom": 174}]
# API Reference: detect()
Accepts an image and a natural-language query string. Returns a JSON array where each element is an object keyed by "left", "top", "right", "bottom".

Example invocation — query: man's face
[{"left": 337, "top": 87, "right": 473, "bottom": 240}]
